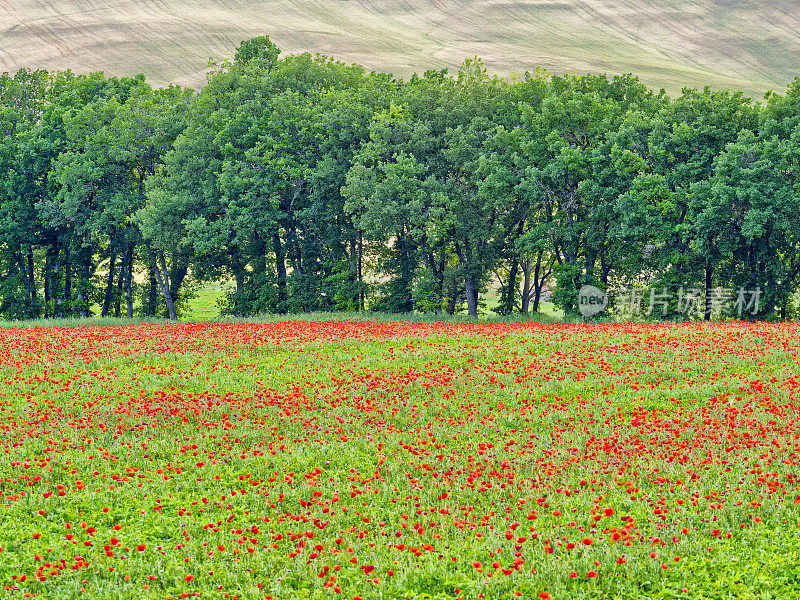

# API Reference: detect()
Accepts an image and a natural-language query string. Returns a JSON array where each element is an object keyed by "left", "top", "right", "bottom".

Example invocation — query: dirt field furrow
[{"left": 1, "top": 0, "right": 797, "bottom": 96}]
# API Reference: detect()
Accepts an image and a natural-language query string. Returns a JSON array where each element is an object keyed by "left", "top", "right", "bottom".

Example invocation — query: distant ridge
[{"left": 1, "top": 0, "right": 798, "bottom": 96}]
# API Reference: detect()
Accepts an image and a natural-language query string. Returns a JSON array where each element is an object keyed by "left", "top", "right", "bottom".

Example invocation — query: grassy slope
[{"left": 1, "top": 0, "right": 798, "bottom": 97}]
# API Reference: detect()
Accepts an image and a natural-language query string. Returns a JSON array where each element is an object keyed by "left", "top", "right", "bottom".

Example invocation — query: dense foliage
[{"left": 2, "top": 36, "right": 799, "bottom": 320}]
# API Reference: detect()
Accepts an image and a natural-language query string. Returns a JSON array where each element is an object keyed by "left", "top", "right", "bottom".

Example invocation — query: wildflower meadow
[{"left": 1, "top": 321, "right": 799, "bottom": 599}]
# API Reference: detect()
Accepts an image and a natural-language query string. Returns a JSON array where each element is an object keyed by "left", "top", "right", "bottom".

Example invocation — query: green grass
[
  {"left": 2, "top": 1, "right": 799, "bottom": 96},
  {"left": 0, "top": 302, "right": 561, "bottom": 327},
  {"left": 182, "top": 281, "right": 233, "bottom": 321}
]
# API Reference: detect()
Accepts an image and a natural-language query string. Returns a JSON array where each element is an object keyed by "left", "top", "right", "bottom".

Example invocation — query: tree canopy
[{"left": 1, "top": 38, "right": 799, "bottom": 320}]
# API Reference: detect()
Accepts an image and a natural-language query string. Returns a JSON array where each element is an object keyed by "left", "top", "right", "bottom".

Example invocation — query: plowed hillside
[{"left": 1, "top": 0, "right": 798, "bottom": 95}]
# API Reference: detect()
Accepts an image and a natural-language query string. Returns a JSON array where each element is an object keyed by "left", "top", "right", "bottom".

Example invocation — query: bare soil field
[{"left": 1, "top": 1, "right": 798, "bottom": 96}]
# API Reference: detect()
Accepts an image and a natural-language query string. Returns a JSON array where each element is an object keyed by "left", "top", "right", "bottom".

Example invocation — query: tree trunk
[
  {"left": 124, "top": 246, "right": 134, "bottom": 318},
  {"left": 115, "top": 252, "right": 127, "bottom": 317},
  {"left": 126, "top": 253, "right": 134, "bottom": 319},
  {"left": 504, "top": 259, "right": 519, "bottom": 315},
  {"left": 465, "top": 277, "right": 478, "bottom": 317},
  {"left": 436, "top": 255, "right": 446, "bottom": 315},
  {"left": 64, "top": 250, "right": 72, "bottom": 311},
  {"left": 232, "top": 260, "right": 244, "bottom": 315},
  {"left": 101, "top": 253, "right": 117, "bottom": 317},
  {"left": 14, "top": 251, "right": 36, "bottom": 310},
  {"left": 168, "top": 255, "right": 189, "bottom": 312},
  {"left": 532, "top": 265, "right": 544, "bottom": 314},
  {"left": 77, "top": 260, "right": 90, "bottom": 318},
  {"left": 146, "top": 243, "right": 177, "bottom": 321},
  {"left": 286, "top": 221, "right": 309, "bottom": 313},
  {"left": 599, "top": 248, "right": 611, "bottom": 285},
  {"left": 27, "top": 248, "right": 37, "bottom": 304},
  {"left": 455, "top": 243, "right": 478, "bottom": 317},
  {"left": 520, "top": 260, "right": 531, "bottom": 313},
  {"left": 704, "top": 261, "right": 713, "bottom": 321},
  {"left": 43, "top": 251, "right": 52, "bottom": 318},
  {"left": 350, "top": 236, "right": 359, "bottom": 310},
  {"left": 584, "top": 248, "right": 595, "bottom": 282},
  {"left": 147, "top": 265, "right": 158, "bottom": 317},
  {"left": 396, "top": 234, "right": 414, "bottom": 313},
  {"left": 446, "top": 290, "right": 457, "bottom": 315},
  {"left": 421, "top": 239, "right": 446, "bottom": 315},
  {"left": 565, "top": 202, "right": 577, "bottom": 264},
  {"left": 273, "top": 231, "right": 287, "bottom": 314},
  {"left": 358, "top": 232, "right": 364, "bottom": 311},
  {"left": 525, "top": 251, "right": 551, "bottom": 314},
  {"left": 51, "top": 253, "right": 62, "bottom": 316}
]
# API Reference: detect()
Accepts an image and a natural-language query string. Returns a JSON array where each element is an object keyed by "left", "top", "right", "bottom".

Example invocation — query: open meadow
[{"left": 1, "top": 320, "right": 799, "bottom": 599}]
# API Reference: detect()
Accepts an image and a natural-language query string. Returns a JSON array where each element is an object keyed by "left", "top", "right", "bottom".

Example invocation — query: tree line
[{"left": 1, "top": 36, "right": 799, "bottom": 320}]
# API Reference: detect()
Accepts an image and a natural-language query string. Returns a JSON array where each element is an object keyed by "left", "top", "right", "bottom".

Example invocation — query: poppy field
[{"left": 2, "top": 321, "right": 800, "bottom": 600}]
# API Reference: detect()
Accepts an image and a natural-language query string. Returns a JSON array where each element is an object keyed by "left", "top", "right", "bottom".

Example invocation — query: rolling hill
[{"left": 1, "top": 0, "right": 798, "bottom": 97}]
